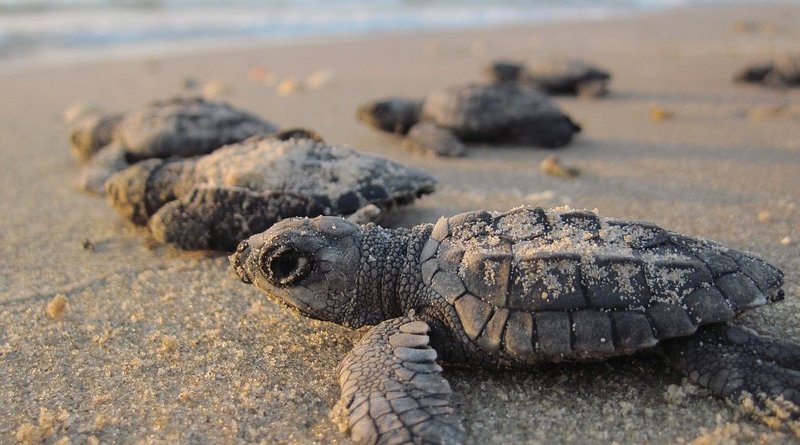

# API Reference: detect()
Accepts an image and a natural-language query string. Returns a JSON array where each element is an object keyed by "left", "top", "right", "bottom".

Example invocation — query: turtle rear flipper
[
  {"left": 337, "top": 317, "right": 464, "bottom": 445},
  {"left": 663, "top": 323, "right": 800, "bottom": 417},
  {"left": 148, "top": 186, "right": 324, "bottom": 251}
]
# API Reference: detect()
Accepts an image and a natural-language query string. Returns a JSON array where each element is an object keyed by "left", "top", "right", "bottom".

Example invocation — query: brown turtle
[
  {"left": 357, "top": 83, "right": 581, "bottom": 157},
  {"left": 484, "top": 58, "right": 611, "bottom": 98},
  {"left": 735, "top": 55, "right": 800, "bottom": 88},
  {"left": 104, "top": 135, "right": 436, "bottom": 251},
  {"left": 69, "top": 96, "right": 279, "bottom": 193}
]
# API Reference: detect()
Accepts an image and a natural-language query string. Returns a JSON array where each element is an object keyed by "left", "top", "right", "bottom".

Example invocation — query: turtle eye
[{"left": 261, "top": 245, "right": 313, "bottom": 286}]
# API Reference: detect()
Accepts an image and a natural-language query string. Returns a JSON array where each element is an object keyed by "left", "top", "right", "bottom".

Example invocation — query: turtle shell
[
  {"left": 117, "top": 97, "right": 279, "bottom": 161},
  {"left": 419, "top": 207, "right": 783, "bottom": 361},
  {"left": 190, "top": 137, "right": 437, "bottom": 216},
  {"left": 420, "top": 83, "right": 578, "bottom": 146}
]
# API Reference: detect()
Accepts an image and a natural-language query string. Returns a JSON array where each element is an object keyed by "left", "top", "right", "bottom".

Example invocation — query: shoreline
[
  {"left": 1, "top": 2, "right": 800, "bottom": 444},
  {"left": 0, "top": 3, "right": 700, "bottom": 76}
]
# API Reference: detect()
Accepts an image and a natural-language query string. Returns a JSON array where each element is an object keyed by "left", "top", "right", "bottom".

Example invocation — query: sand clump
[
  {"left": 45, "top": 294, "right": 68, "bottom": 319},
  {"left": 649, "top": 104, "right": 675, "bottom": 122},
  {"left": 540, "top": 154, "right": 580, "bottom": 178}
]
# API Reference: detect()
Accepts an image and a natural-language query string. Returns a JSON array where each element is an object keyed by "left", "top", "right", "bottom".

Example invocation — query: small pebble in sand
[
  {"left": 757, "top": 210, "right": 772, "bottom": 223},
  {"left": 159, "top": 335, "right": 180, "bottom": 354},
  {"left": 649, "top": 104, "right": 674, "bottom": 122},
  {"left": 277, "top": 77, "right": 302, "bottom": 96},
  {"left": 46, "top": 294, "right": 68, "bottom": 319},
  {"left": 540, "top": 154, "right": 580, "bottom": 178},
  {"left": 202, "top": 80, "right": 234, "bottom": 98},
  {"left": 305, "top": 69, "right": 334, "bottom": 90},
  {"left": 781, "top": 236, "right": 794, "bottom": 246},
  {"left": 248, "top": 65, "right": 269, "bottom": 81}
]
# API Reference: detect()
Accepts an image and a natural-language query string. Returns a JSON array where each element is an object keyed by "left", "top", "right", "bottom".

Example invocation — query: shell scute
[
  {"left": 584, "top": 254, "right": 649, "bottom": 309},
  {"left": 460, "top": 249, "right": 512, "bottom": 307},
  {"left": 476, "top": 308, "right": 510, "bottom": 353},
  {"left": 494, "top": 207, "right": 549, "bottom": 241},
  {"left": 610, "top": 311, "right": 657, "bottom": 350},
  {"left": 509, "top": 252, "right": 586, "bottom": 311},
  {"left": 454, "top": 293, "right": 493, "bottom": 340},
  {"left": 573, "top": 310, "right": 615, "bottom": 354},
  {"left": 534, "top": 311, "right": 571, "bottom": 356},
  {"left": 503, "top": 311, "right": 534, "bottom": 357},
  {"left": 606, "top": 219, "right": 670, "bottom": 249},
  {"left": 715, "top": 272, "right": 766, "bottom": 310},
  {"left": 684, "top": 287, "right": 734, "bottom": 324},
  {"left": 557, "top": 210, "right": 601, "bottom": 240},
  {"left": 645, "top": 259, "right": 713, "bottom": 304},
  {"left": 646, "top": 303, "right": 697, "bottom": 339},
  {"left": 430, "top": 270, "right": 467, "bottom": 304}
]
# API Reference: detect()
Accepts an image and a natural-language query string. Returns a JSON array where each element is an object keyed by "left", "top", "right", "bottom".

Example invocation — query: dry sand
[{"left": 2, "top": 3, "right": 800, "bottom": 444}]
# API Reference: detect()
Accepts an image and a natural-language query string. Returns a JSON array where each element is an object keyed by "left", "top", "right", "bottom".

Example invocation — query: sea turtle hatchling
[
  {"left": 230, "top": 206, "right": 797, "bottom": 444},
  {"left": 357, "top": 83, "right": 581, "bottom": 157},
  {"left": 104, "top": 135, "right": 436, "bottom": 251},
  {"left": 734, "top": 55, "right": 800, "bottom": 88},
  {"left": 69, "top": 96, "right": 280, "bottom": 193},
  {"left": 484, "top": 58, "right": 612, "bottom": 98}
]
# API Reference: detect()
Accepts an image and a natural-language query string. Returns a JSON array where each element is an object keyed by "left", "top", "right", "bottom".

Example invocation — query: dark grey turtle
[
  {"left": 104, "top": 134, "right": 435, "bottom": 251},
  {"left": 357, "top": 83, "right": 581, "bottom": 157},
  {"left": 484, "top": 58, "right": 612, "bottom": 98},
  {"left": 735, "top": 55, "right": 800, "bottom": 88},
  {"left": 230, "top": 206, "right": 797, "bottom": 445},
  {"left": 69, "top": 96, "right": 279, "bottom": 193}
]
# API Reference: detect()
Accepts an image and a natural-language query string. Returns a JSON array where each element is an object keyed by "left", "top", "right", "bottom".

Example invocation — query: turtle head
[
  {"left": 230, "top": 216, "right": 367, "bottom": 327},
  {"left": 356, "top": 97, "right": 422, "bottom": 135}
]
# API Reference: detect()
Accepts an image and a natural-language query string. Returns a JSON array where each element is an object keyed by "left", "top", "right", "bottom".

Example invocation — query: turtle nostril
[{"left": 229, "top": 240, "right": 253, "bottom": 284}]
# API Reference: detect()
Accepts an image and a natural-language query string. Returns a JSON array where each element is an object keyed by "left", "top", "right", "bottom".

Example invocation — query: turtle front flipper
[
  {"left": 337, "top": 317, "right": 464, "bottom": 445},
  {"left": 662, "top": 323, "right": 800, "bottom": 417},
  {"left": 148, "top": 186, "right": 324, "bottom": 251}
]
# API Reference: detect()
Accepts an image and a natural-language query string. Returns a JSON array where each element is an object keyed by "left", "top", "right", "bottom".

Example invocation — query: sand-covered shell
[
  {"left": 419, "top": 207, "right": 783, "bottom": 361},
  {"left": 70, "top": 96, "right": 279, "bottom": 162},
  {"left": 420, "top": 83, "right": 580, "bottom": 147},
  {"left": 104, "top": 135, "right": 437, "bottom": 250}
]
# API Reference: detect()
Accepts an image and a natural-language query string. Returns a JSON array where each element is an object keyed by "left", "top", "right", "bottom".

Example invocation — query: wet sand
[{"left": 1, "top": 3, "right": 800, "bottom": 444}]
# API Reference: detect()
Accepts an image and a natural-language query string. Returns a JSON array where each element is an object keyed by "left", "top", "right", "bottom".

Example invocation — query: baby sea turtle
[
  {"left": 734, "top": 55, "right": 800, "bottom": 88},
  {"left": 357, "top": 83, "right": 581, "bottom": 157},
  {"left": 104, "top": 135, "right": 436, "bottom": 251},
  {"left": 231, "top": 206, "right": 795, "bottom": 445},
  {"left": 484, "top": 58, "right": 612, "bottom": 98},
  {"left": 69, "top": 96, "right": 279, "bottom": 193}
]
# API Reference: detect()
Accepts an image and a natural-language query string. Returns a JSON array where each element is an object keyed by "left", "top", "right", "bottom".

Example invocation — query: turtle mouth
[{"left": 229, "top": 240, "right": 254, "bottom": 284}]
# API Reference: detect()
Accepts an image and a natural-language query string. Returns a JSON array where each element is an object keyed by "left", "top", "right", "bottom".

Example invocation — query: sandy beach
[{"left": 2, "top": 3, "right": 800, "bottom": 444}]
